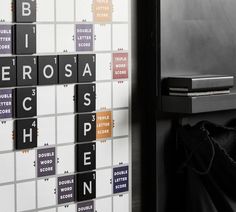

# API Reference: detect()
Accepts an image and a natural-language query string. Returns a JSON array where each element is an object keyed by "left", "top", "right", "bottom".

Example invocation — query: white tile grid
[{"left": 0, "top": 0, "right": 131, "bottom": 211}]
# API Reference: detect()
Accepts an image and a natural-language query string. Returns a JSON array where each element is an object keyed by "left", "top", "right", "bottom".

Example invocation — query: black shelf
[{"left": 162, "top": 93, "right": 236, "bottom": 114}]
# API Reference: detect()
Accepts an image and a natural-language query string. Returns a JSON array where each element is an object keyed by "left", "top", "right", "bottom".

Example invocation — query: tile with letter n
[
  {"left": 78, "top": 54, "right": 96, "bottom": 83},
  {"left": 76, "top": 143, "right": 96, "bottom": 172},
  {"left": 76, "top": 83, "right": 96, "bottom": 113},
  {"left": 15, "top": 118, "right": 37, "bottom": 150},
  {"left": 58, "top": 54, "right": 78, "bottom": 84},
  {"left": 14, "top": 24, "right": 36, "bottom": 55},
  {"left": 38, "top": 56, "right": 58, "bottom": 85},
  {"left": 15, "top": 87, "right": 37, "bottom": 118},
  {"left": 77, "top": 171, "right": 96, "bottom": 202},
  {"left": 17, "top": 56, "right": 37, "bottom": 86},
  {"left": 15, "top": 0, "right": 36, "bottom": 23},
  {"left": 0, "top": 57, "right": 16, "bottom": 88},
  {"left": 76, "top": 113, "right": 96, "bottom": 143}
]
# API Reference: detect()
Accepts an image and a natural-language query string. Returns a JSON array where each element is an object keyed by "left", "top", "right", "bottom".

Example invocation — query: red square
[{"left": 113, "top": 53, "right": 128, "bottom": 79}]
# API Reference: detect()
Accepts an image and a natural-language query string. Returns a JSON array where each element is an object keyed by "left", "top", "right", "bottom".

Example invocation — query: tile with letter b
[
  {"left": 0, "top": 120, "right": 14, "bottom": 151},
  {"left": 78, "top": 54, "right": 96, "bottom": 83},
  {"left": 77, "top": 171, "right": 96, "bottom": 201},
  {"left": 15, "top": 87, "right": 37, "bottom": 118},
  {"left": 0, "top": 185, "right": 15, "bottom": 212},
  {"left": 0, "top": 25, "right": 13, "bottom": 54},
  {"left": 58, "top": 55, "right": 77, "bottom": 84},
  {"left": 15, "top": 24, "right": 36, "bottom": 55},
  {"left": 0, "top": 57, "right": 16, "bottom": 88},
  {"left": 76, "top": 113, "right": 96, "bottom": 143},
  {"left": 16, "top": 181, "right": 36, "bottom": 212},
  {"left": 38, "top": 56, "right": 58, "bottom": 85},
  {"left": 15, "top": 118, "right": 37, "bottom": 150},
  {"left": 17, "top": 56, "right": 37, "bottom": 86},
  {"left": 76, "top": 142, "right": 96, "bottom": 172},
  {"left": 15, "top": 0, "right": 36, "bottom": 23},
  {"left": 76, "top": 84, "right": 96, "bottom": 113}
]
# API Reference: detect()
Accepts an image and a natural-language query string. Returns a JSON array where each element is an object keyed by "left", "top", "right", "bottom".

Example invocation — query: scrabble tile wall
[{"left": 0, "top": 0, "right": 131, "bottom": 212}]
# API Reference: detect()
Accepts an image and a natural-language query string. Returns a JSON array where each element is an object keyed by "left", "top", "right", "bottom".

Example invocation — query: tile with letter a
[
  {"left": 78, "top": 54, "right": 96, "bottom": 83},
  {"left": 15, "top": 87, "right": 37, "bottom": 118},
  {"left": 15, "top": 0, "right": 36, "bottom": 23},
  {"left": 76, "top": 113, "right": 96, "bottom": 143},
  {"left": 76, "top": 142, "right": 96, "bottom": 172},
  {"left": 76, "top": 83, "right": 96, "bottom": 113},
  {"left": 15, "top": 24, "right": 36, "bottom": 55},
  {"left": 15, "top": 118, "right": 37, "bottom": 150},
  {"left": 77, "top": 171, "right": 96, "bottom": 202},
  {"left": 0, "top": 57, "right": 16, "bottom": 88},
  {"left": 17, "top": 56, "right": 37, "bottom": 86}
]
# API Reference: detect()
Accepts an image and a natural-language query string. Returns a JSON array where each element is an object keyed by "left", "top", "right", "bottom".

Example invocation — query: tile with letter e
[
  {"left": 38, "top": 56, "right": 58, "bottom": 85},
  {"left": 76, "top": 113, "right": 96, "bottom": 143},
  {"left": 17, "top": 56, "right": 37, "bottom": 86},
  {"left": 15, "top": 87, "right": 37, "bottom": 118},
  {"left": 77, "top": 171, "right": 96, "bottom": 202},
  {"left": 14, "top": 24, "right": 36, "bottom": 55},
  {"left": 76, "top": 84, "right": 96, "bottom": 113},
  {"left": 58, "top": 55, "right": 77, "bottom": 84},
  {"left": 15, "top": 0, "right": 36, "bottom": 23},
  {"left": 15, "top": 118, "right": 37, "bottom": 150},
  {"left": 76, "top": 142, "right": 96, "bottom": 172},
  {"left": 78, "top": 54, "right": 96, "bottom": 83},
  {"left": 0, "top": 57, "right": 16, "bottom": 88}
]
